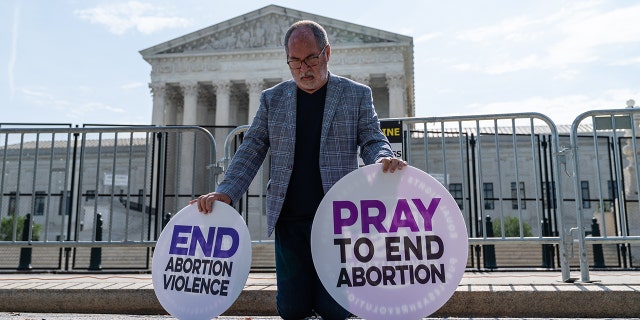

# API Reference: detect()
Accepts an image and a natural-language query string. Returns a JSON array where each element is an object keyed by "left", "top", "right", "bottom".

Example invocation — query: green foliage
[
  {"left": 593, "top": 201, "right": 614, "bottom": 213},
  {"left": 0, "top": 215, "right": 42, "bottom": 241},
  {"left": 493, "top": 216, "right": 533, "bottom": 237}
]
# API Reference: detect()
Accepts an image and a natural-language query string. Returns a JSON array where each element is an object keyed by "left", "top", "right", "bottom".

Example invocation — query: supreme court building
[{"left": 140, "top": 5, "right": 415, "bottom": 128}]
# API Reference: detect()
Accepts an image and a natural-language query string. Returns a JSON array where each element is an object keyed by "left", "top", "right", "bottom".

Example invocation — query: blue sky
[{"left": 1, "top": 0, "right": 639, "bottom": 126}]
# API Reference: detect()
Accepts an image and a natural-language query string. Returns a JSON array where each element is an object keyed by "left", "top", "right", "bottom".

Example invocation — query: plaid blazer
[{"left": 216, "top": 72, "right": 393, "bottom": 236}]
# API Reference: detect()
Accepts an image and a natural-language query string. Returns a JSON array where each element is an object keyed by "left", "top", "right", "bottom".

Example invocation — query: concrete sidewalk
[{"left": 0, "top": 271, "right": 638, "bottom": 318}]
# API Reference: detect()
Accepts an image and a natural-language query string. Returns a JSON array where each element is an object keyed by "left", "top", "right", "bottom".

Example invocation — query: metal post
[
  {"left": 590, "top": 217, "right": 605, "bottom": 268},
  {"left": 17, "top": 214, "right": 33, "bottom": 271},
  {"left": 620, "top": 244, "right": 628, "bottom": 268},
  {"left": 64, "top": 130, "right": 80, "bottom": 271},
  {"left": 88, "top": 213, "right": 103, "bottom": 271},
  {"left": 541, "top": 217, "right": 554, "bottom": 268},
  {"left": 469, "top": 134, "right": 479, "bottom": 239},
  {"left": 483, "top": 216, "right": 497, "bottom": 269}
]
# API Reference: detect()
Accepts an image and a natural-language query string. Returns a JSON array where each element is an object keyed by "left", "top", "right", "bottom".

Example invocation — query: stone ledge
[
  {"left": 436, "top": 290, "right": 640, "bottom": 318},
  {"left": 1, "top": 287, "right": 638, "bottom": 318}
]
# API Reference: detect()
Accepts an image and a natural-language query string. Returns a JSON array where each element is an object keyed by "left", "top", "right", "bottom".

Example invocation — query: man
[{"left": 193, "top": 20, "right": 406, "bottom": 319}]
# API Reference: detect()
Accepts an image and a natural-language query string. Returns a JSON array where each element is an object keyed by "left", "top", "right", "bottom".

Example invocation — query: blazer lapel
[{"left": 321, "top": 74, "right": 340, "bottom": 146}]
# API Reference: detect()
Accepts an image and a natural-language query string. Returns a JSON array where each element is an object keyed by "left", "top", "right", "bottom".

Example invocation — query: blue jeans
[{"left": 275, "top": 219, "right": 351, "bottom": 320}]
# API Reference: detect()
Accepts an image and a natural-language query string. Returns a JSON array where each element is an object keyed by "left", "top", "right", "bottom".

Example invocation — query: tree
[
  {"left": 0, "top": 215, "right": 42, "bottom": 241},
  {"left": 493, "top": 216, "right": 533, "bottom": 237}
]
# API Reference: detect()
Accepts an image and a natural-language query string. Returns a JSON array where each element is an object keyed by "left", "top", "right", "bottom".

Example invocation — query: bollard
[
  {"left": 620, "top": 244, "right": 628, "bottom": 268},
  {"left": 541, "top": 218, "right": 555, "bottom": 268},
  {"left": 590, "top": 217, "right": 605, "bottom": 268},
  {"left": 482, "top": 216, "right": 497, "bottom": 269},
  {"left": 88, "top": 213, "right": 103, "bottom": 271},
  {"left": 17, "top": 214, "right": 33, "bottom": 271}
]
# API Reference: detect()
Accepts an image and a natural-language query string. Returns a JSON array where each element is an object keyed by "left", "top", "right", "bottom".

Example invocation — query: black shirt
[{"left": 280, "top": 83, "right": 328, "bottom": 221}]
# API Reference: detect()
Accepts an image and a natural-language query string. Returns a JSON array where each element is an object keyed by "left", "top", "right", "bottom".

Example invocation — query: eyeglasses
[{"left": 286, "top": 45, "right": 327, "bottom": 69}]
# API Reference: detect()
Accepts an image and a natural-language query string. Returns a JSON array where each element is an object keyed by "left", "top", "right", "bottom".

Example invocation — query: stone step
[
  {"left": 475, "top": 242, "right": 623, "bottom": 268},
  {"left": 0, "top": 241, "right": 630, "bottom": 271}
]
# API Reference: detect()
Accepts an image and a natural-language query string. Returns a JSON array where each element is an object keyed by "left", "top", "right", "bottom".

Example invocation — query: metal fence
[
  {"left": 397, "top": 113, "right": 574, "bottom": 280},
  {"left": 0, "top": 125, "right": 218, "bottom": 270},
  {"left": 221, "top": 113, "right": 575, "bottom": 277},
  {"left": 569, "top": 108, "right": 640, "bottom": 282},
  {"left": 222, "top": 111, "right": 640, "bottom": 281},
  {"left": 1, "top": 110, "right": 639, "bottom": 280}
]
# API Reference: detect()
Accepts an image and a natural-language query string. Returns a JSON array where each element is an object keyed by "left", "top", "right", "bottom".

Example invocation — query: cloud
[
  {"left": 74, "top": 1, "right": 191, "bottom": 35},
  {"left": 453, "top": 54, "right": 541, "bottom": 74},
  {"left": 544, "top": 3, "right": 640, "bottom": 67},
  {"left": 415, "top": 32, "right": 443, "bottom": 44},
  {"left": 459, "top": 89, "right": 640, "bottom": 125},
  {"left": 456, "top": 15, "right": 540, "bottom": 44},
  {"left": 20, "top": 87, "right": 125, "bottom": 120},
  {"left": 451, "top": 2, "right": 640, "bottom": 75},
  {"left": 608, "top": 56, "right": 640, "bottom": 67},
  {"left": 21, "top": 87, "right": 70, "bottom": 108},
  {"left": 8, "top": 4, "right": 20, "bottom": 99},
  {"left": 121, "top": 82, "right": 146, "bottom": 90},
  {"left": 69, "top": 102, "right": 126, "bottom": 118}
]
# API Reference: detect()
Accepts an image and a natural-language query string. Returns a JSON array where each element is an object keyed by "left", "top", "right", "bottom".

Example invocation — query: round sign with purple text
[
  {"left": 311, "top": 164, "right": 468, "bottom": 320},
  {"left": 152, "top": 202, "right": 251, "bottom": 320}
]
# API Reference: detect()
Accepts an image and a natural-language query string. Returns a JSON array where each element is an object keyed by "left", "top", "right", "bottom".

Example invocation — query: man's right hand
[{"left": 189, "top": 192, "right": 232, "bottom": 214}]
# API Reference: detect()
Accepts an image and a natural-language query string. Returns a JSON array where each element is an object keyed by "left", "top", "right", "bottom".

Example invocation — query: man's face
[{"left": 286, "top": 28, "right": 330, "bottom": 94}]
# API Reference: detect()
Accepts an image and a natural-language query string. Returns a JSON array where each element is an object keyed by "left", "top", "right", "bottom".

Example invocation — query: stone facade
[{"left": 140, "top": 5, "right": 415, "bottom": 127}]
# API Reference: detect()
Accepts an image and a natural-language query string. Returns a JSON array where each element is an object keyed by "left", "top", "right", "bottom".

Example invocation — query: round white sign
[
  {"left": 152, "top": 202, "right": 252, "bottom": 320},
  {"left": 311, "top": 164, "right": 468, "bottom": 320}
]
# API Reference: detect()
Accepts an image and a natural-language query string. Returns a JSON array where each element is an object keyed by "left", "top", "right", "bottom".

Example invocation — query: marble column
[
  {"left": 386, "top": 74, "right": 406, "bottom": 118},
  {"left": 179, "top": 82, "right": 199, "bottom": 195},
  {"left": 212, "top": 80, "right": 232, "bottom": 166},
  {"left": 149, "top": 82, "right": 166, "bottom": 125},
  {"left": 181, "top": 82, "right": 198, "bottom": 125},
  {"left": 148, "top": 82, "right": 166, "bottom": 213},
  {"left": 164, "top": 87, "right": 179, "bottom": 125},
  {"left": 246, "top": 78, "right": 264, "bottom": 123},
  {"left": 214, "top": 80, "right": 232, "bottom": 126},
  {"left": 244, "top": 78, "right": 265, "bottom": 213},
  {"left": 622, "top": 109, "right": 640, "bottom": 266}
]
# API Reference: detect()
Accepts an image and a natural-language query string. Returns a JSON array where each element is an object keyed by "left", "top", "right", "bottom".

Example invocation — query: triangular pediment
[{"left": 140, "top": 5, "right": 412, "bottom": 57}]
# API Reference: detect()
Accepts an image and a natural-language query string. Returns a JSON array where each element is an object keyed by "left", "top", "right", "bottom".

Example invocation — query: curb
[{"left": 1, "top": 286, "right": 639, "bottom": 318}]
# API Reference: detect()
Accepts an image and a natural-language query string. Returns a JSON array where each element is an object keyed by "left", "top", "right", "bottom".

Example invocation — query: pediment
[{"left": 140, "top": 5, "right": 412, "bottom": 57}]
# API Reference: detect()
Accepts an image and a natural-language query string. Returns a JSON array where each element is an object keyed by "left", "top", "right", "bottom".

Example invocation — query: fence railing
[
  {"left": 223, "top": 112, "right": 639, "bottom": 281},
  {"left": 0, "top": 125, "right": 217, "bottom": 270},
  {"left": 395, "top": 113, "right": 573, "bottom": 280},
  {"left": 569, "top": 108, "right": 640, "bottom": 282},
  {"left": 1, "top": 110, "right": 639, "bottom": 280}
]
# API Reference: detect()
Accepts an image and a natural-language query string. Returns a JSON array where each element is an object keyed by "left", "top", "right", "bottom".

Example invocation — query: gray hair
[{"left": 284, "top": 20, "right": 329, "bottom": 56}]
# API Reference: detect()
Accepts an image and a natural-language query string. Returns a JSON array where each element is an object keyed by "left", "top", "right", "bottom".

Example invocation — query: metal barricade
[
  {"left": 9, "top": 108, "right": 638, "bottom": 276},
  {"left": 219, "top": 125, "right": 275, "bottom": 271},
  {"left": 220, "top": 125, "right": 272, "bottom": 244},
  {"left": 221, "top": 113, "right": 575, "bottom": 279},
  {"left": 569, "top": 108, "right": 640, "bottom": 282},
  {"left": 397, "top": 113, "right": 571, "bottom": 280},
  {"left": 0, "top": 126, "right": 218, "bottom": 271}
]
